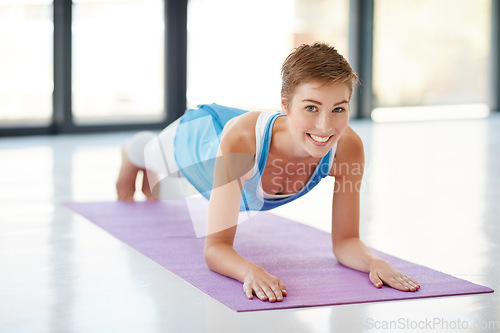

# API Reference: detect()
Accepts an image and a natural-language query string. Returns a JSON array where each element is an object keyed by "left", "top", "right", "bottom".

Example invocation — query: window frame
[{"left": 0, "top": 0, "right": 187, "bottom": 137}]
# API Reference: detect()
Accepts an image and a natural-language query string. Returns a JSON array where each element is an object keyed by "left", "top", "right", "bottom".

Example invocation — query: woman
[{"left": 116, "top": 43, "right": 420, "bottom": 303}]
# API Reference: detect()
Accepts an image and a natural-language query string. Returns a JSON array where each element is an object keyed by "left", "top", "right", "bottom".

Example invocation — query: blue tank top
[{"left": 174, "top": 103, "right": 334, "bottom": 211}]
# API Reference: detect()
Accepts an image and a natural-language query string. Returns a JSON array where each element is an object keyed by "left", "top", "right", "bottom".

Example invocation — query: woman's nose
[{"left": 316, "top": 113, "right": 332, "bottom": 132}]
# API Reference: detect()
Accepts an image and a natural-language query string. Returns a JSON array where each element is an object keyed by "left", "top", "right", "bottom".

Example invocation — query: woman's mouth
[{"left": 307, "top": 133, "right": 332, "bottom": 145}]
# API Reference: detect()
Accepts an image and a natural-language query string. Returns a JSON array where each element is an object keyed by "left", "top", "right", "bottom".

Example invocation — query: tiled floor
[{"left": 1, "top": 114, "right": 499, "bottom": 333}]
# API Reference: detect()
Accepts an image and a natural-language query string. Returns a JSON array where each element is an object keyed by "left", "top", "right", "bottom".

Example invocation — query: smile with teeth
[{"left": 308, "top": 133, "right": 331, "bottom": 143}]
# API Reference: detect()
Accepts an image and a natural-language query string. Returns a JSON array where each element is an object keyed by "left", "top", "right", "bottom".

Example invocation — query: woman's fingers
[
  {"left": 255, "top": 287, "right": 268, "bottom": 301},
  {"left": 244, "top": 282, "right": 267, "bottom": 300},
  {"left": 256, "top": 284, "right": 277, "bottom": 302},
  {"left": 243, "top": 278, "right": 287, "bottom": 302},
  {"left": 279, "top": 280, "right": 287, "bottom": 297},
  {"left": 243, "top": 282, "right": 268, "bottom": 301},
  {"left": 369, "top": 271, "right": 384, "bottom": 288},
  {"left": 398, "top": 275, "right": 420, "bottom": 291},
  {"left": 390, "top": 274, "right": 419, "bottom": 291},
  {"left": 243, "top": 282, "right": 254, "bottom": 299},
  {"left": 269, "top": 284, "right": 284, "bottom": 302},
  {"left": 261, "top": 284, "right": 279, "bottom": 301},
  {"left": 380, "top": 273, "right": 420, "bottom": 292},
  {"left": 369, "top": 261, "right": 420, "bottom": 292}
]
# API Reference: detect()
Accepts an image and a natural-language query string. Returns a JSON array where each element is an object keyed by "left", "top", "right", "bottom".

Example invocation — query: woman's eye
[
  {"left": 333, "top": 107, "right": 345, "bottom": 113},
  {"left": 306, "top": 105, "right": 317, "bottom": 112}
]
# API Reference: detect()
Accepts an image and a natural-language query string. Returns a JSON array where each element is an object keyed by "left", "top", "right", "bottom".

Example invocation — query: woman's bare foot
[{"left": 116, "top": 147, "right": 141, "bottom": 201}]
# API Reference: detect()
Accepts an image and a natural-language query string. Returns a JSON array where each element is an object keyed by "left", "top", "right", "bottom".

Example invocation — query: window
[
  {"left": 186, "top": 0, "right": 350, "bottom": 111},
  {"left": 72, "top": 0, "right": 165, "bottom": 125},
  {"left": 372, "top": 0, "right": 491, "bottom": 121},
  {"left": 0, "top": 0, "right": 53, "bottom": 127}
]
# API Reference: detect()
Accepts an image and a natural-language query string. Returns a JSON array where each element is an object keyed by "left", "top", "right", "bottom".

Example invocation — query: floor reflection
[{"left": 366, "top": 119, "right": 490, "bottom": 274}]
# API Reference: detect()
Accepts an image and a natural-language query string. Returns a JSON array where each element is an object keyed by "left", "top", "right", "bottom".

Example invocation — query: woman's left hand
[{"left": 369, "top": 259, "right": 420, "bottom": 292}]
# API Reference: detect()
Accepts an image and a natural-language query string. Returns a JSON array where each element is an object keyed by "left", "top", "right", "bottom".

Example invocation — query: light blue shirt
[{"left": 174, "top": 103, "right": 333, "bottom": 211}]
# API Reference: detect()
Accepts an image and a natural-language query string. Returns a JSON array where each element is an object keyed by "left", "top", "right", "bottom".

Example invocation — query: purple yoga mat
[{"left": 64, "top": 200, "right": 493, "bottom": 312}]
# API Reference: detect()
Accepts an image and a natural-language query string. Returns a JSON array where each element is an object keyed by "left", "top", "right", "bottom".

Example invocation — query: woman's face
[{"left": 282, "top": 81, "right": 351, "bottom": 159}]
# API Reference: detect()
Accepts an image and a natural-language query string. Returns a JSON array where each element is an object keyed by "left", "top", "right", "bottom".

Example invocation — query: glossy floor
[{"left": 1, "top": 115, "right": 499, "bottom": 333}]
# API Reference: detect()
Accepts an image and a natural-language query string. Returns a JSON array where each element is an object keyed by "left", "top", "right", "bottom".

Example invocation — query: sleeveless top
[{"left": 174, "top": 103, "right": 336, "bottom": 211}]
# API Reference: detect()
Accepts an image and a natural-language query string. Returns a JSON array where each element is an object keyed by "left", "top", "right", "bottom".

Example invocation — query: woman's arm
[
  {"left": 330, "top": 127, "right": 419, "bottom": 292},
  {"left": 204, "top": 113, "right": 287, "bottom": 302},
  {"left": 204, "top": 178, "right": 286, "bottom": 302}
]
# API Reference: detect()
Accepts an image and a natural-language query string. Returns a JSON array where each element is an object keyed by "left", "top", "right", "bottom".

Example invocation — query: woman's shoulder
[
  {"left": 219, "top": 111, "right": 262, "bottom": 155},
  {"left": 329, "top": 126, "right": 365, "bottom": 177}
]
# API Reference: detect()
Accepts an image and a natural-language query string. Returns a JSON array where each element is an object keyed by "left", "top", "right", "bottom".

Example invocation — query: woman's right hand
[{"left": 242, "top": 266, "right": 287, "bottom": 302}]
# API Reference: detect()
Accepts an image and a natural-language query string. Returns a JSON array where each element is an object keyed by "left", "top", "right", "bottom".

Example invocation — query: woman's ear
[{"left": 281, "top": 95, "right": 288, "bottom": 114}]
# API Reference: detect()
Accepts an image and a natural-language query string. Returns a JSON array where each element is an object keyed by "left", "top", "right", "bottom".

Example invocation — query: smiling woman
[
  {"left": 280, "top": 82, "right": 351, "bottom": 158},
  {"left": 116, "top": 42, "right": 420, "bottom": 303}
]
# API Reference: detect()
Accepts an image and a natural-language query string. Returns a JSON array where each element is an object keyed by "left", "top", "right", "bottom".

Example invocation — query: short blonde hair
[{"left": 281, "top": 43, "right": 359, "bottom": 106}]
